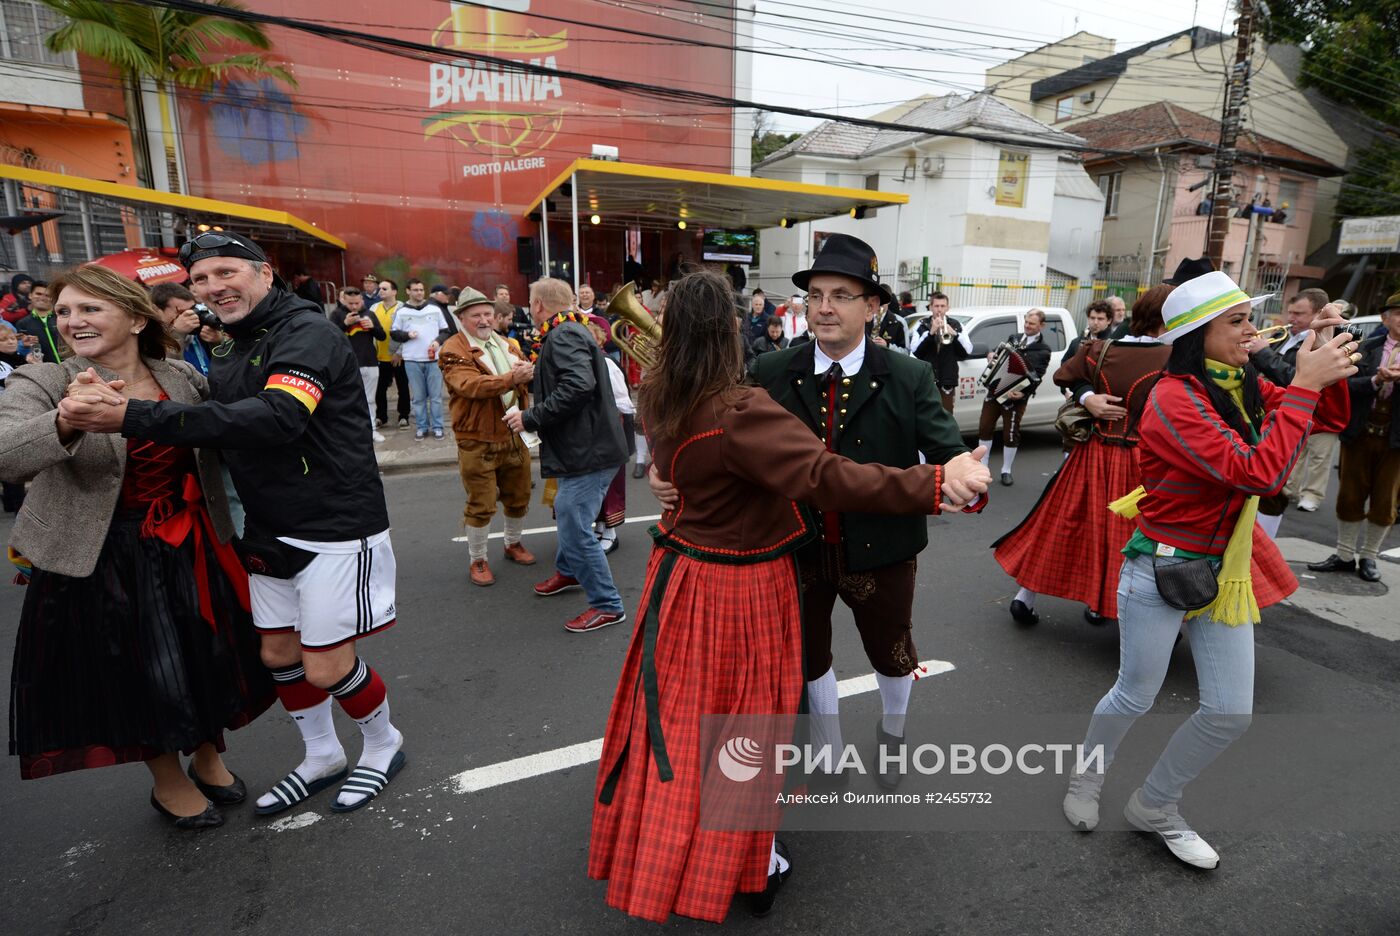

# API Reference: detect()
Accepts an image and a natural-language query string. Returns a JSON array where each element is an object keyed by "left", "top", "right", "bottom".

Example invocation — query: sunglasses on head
[{"left": 177, "top": 232, "right": 257, "bottom": 264}]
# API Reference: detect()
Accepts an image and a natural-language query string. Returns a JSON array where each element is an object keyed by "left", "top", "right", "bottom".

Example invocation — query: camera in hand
[{"left": 194, "top": 304, "right": 222, "bottom": 330}]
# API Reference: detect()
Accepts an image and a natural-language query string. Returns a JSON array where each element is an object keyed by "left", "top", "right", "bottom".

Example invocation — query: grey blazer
[{"left": 0, "top": 356, "right": 235, "bottom": 578}]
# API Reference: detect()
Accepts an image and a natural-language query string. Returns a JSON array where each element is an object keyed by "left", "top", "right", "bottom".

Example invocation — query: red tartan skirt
[
  {"left": 993, "top": 435, "right": 1141, "bottom": 617},
  {"left": 992, "top": 436, "right": 1297, "bottom": 616},
  {"left": 588, "top": 546, "right": 803, "bottom": 924}
]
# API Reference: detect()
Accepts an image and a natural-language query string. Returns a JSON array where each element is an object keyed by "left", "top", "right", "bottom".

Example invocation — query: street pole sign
[{"left": 1338, "top": 215, "right": 1400, "bottom": 255}]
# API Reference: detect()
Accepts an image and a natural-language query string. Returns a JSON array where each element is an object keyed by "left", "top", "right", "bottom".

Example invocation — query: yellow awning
[
  {"left": 523, "top": 158, "right": 909, "bottom": 232},
  {"left": 0, "top": 164, "right": 346, "bottom": 250}
]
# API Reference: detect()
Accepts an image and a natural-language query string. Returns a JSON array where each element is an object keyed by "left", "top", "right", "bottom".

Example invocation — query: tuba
[{"left": 607, "top": 281, "right": 661, "bottom": 370}]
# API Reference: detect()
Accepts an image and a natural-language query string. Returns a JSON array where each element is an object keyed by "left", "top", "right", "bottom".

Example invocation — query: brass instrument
[
  {"left": 937, "top": 315, "right": 956, "bottom": 346},
  {"left": 607, "top": 281, "right": 661, "bottom": 369},
  {"left": 1253, "top": 324, "right": 1292, "bottom": 346}
]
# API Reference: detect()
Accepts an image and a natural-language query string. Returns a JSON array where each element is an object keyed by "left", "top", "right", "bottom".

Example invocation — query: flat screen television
[{"left": 702, "top": 229, "right": 756, "bottom": 264}]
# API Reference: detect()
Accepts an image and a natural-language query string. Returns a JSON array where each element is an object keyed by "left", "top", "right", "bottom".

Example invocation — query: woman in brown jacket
[
  {"left": 0, "top": 265, "right": 271, "bottom": 830},
  {"left": 439, "top": 287, "right": 537, "bottom": 585},
  {"left": 587, "top": 271, "right": 990, "bottom": 923}
]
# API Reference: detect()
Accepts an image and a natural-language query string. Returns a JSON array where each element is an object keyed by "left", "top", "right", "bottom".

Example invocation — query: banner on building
[
  {"left": 1338, "top": 215, "right": 1400, "bottom": 255},
  {"left": 995, "top": 150, "right": 1028, "bottom": 209}
]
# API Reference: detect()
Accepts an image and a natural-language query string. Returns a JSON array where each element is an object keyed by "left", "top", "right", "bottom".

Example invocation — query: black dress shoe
[
  {"left": 1001, "top": 472, "right": 1014, "bottom": 487},
  {"left": 874, "top": 722, "right": 906, "bottom": 791},
  {"left": 150, "top": 792, "right": 224, "bottom": 830},
  {"left": 1083, "top": 609, "right": 1112, "bottom": 627},
  {"left": 187, "top": 762, "right": 247, "bottom": 805},
  {"left": 748, "top": 840, "right": 792, "bottom": 917},
  {"left": 632, "top": 461, "right": 648, "bottom": 479},
  {"left": 1307, "top": 554, "right": 1356, "bottom": 574},
  {"left": 1009, "top": 598, "right": 1039, "bottom": 625},
  {"left": 1358, "top": 558, "right": 1381, "bottom": 582}
]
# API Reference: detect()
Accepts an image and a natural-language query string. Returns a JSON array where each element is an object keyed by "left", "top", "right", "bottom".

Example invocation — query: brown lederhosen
[
  {"left": 800, "top": 543, "right": 918, "bottom": 679},
  {"left": 1337, "top": 395, "right": 1400, "bottom": 527},
  {"left": 978, "top": 397, "right": 1029, "bottom": 447},
  {"left": 939, "top": 389, "right": 955, "bottom": 413},
  {"left": 457, "top": 434, "right": 533, "bottom": 528}
]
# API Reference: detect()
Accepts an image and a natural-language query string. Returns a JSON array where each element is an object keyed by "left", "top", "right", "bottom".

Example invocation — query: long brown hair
[
  {"left": 637, "top": 270, "right": 744, "bottom": 445},
  {"left": 1131, "top": 283, "right": 1174, "bottom": 337},
  {"left": 49, "top": 264, "right": 179, "bottom": 360}
]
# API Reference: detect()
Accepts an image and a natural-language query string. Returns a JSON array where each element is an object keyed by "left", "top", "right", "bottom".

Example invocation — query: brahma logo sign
[{"left": 425, "top": 0, "right": 565, "bottom": 173}]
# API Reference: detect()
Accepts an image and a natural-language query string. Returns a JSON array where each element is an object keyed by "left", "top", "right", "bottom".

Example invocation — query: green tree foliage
[
  {"left": 752, "top": 131, "right": 801, "bottom": 165},
  {"left": 1262, "top": 1, "right": 1400, "bottom": 216}
]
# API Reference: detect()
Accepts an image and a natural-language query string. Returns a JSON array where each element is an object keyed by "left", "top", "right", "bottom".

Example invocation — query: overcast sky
[{"left": 749, "top": 0, "right": 1236, "bottom": 133}]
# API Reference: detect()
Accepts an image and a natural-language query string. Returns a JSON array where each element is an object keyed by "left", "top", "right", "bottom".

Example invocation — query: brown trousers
[
  {"left": 800, "top": 543, "right": 918, "bottom": 679},
  {"left": 978, "top": 398, "right": 1029, "bottom": 447},
  {"left": 938, "top": 389, "right": 955, "bottom": 414},
  {"left": 1337, "top": 433, "right": 1400, "bottom": 527},
  {"left": 457, "top": 435, "right": 532, "bottom": 528}
]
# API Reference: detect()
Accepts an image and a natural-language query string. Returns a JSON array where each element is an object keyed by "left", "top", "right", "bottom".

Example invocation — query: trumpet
[
  {"left": 1253, "top": 324, "right": 1292, "bottom": 346},
  {"left": 938, "top": 317, "right": 956, "bottom": 346},
  {"left": 607, "top": 281, "right": 661, "bottom": 369}
]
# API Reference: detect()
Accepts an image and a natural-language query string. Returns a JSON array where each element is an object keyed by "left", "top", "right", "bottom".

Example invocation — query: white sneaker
[
  {"left": 1123, "top": 788, "right": 1220, "bottom": 869},
  {"left": 372, "top": 431, "right": 387, "bottom": 443},
  {"left": 1062, "top": 770, "right": 1105, "bottom": 831},
  {"left": 1297, "top": 498, "right": 1319, "bottom": 512}
]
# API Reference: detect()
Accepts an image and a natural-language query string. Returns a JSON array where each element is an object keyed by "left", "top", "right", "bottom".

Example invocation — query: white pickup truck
[{"left": 903, "top": 305, "right": 1077, "bottom": 435}]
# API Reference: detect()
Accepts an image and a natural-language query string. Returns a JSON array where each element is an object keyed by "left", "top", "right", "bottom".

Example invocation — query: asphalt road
[{"left": 2, "top": 428, "right": 1397, "bottom": 936}]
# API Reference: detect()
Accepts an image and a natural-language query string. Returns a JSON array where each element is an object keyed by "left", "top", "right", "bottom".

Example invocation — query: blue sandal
[
  {"left": 254, "top": 766, "right": 349, "bottom": 816},
  {"left": 330, "top": 750, "right": 407, "bottom": 813}
]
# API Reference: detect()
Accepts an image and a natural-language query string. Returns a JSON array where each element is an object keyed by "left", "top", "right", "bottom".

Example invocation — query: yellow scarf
[{"left": 1109, "top": 361, "right": 1260, "bottom": 626}]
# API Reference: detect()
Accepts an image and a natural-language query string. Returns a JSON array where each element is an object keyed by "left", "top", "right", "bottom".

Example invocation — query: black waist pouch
[
  {"left": 235, "top": 527, "right": 317, "bottom": 579},
  {"left": 1153, "top": 556, "right": 1220, "bottom": 611}
]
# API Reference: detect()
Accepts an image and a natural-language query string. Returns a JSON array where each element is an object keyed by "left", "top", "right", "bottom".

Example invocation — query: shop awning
[
  {"left": 522, "top": 158, "right": 909, "bottom": 232},
  {"left": 0, "top": 164, "right": 345, "bottom": 250}
]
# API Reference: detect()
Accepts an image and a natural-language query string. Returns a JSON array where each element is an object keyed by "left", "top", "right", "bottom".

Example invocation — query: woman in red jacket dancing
[{"left": 1060, "top": 271, "right": 1356, "bottom": 869}]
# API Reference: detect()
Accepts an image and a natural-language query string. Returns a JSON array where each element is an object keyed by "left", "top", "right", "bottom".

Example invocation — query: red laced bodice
[{"left": 118, "top": 438, "right": 199, "bottom": 514}]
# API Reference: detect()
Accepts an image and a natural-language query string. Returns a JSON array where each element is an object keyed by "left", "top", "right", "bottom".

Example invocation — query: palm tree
[{"left": 39, "top": 0, "right": 295, "bottom": 194}]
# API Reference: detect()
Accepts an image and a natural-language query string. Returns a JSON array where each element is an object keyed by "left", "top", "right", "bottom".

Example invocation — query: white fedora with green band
[{"left": 1159, "top": 270, "right": 1271, "bottom": 345}]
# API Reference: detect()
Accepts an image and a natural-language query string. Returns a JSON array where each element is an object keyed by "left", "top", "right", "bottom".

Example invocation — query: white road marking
[
  {"left": 268, "top": 811, "right": 322, "bottom": 832},
  {"left": 451, "top": 514, "right": 664, "bottom": 542},
  {"left": 1383, "top": 546, "right": 1400, "bottom": 561},
  {"left": 445, "top": 659, "right": 956, "bottom": 796},
  {"left": 1275, "top": 537, "right": 1398, "bottom": 641}
]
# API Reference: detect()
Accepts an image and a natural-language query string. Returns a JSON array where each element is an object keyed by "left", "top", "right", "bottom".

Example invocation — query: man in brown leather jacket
[{"left": 440, "top": 288, "right": 537, "bottom": 586}]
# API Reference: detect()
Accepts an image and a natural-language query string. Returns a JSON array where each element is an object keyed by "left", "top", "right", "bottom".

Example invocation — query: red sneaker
[
  {"left": 534, "top": 572, "right": 580, "bottom": 596},
  {"left": 564, "top": 608, "right": 627, "bottom": 634}
]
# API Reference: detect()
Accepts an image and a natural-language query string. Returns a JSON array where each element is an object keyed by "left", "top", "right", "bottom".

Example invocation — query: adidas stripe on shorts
[{"left": 250, "top": 530, "right": 397, "bottom": 651}]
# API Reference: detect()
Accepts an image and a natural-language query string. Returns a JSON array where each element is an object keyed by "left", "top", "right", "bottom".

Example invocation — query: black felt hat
[
  {"left": 1163, "top": 256, "right": 1215, "bottom": 286},
  {"left": 791, "top": 233, "right": 893, "bottom": 304}
]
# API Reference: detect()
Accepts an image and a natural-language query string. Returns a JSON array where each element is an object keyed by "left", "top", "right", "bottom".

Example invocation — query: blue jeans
[
  {"left": 1082, "top": 554, "right": 1254, "bottom": 807},
  {"left": 553, "top": 467, "right": 624, "bottom": 614},
  {"left": 404, "top": 359, "right": 444, "bottom": 433}
]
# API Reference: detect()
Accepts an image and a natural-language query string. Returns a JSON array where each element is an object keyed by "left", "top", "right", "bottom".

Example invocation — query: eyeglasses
[
  {"left": 805, "top": 291, "right": 872, "bottom": 309},
  {"left": 177, "top": 231, "right": 256, "bottom": 264}
]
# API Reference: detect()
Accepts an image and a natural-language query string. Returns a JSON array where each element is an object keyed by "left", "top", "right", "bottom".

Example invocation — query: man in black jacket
[
  {"left": 505, "top": 276, "right": 628, "bottom": 633},
  {"left": 911, "top": 291, "right": 970, "bottom": 412},
  {"left": 330, "top": 286, "right": 388, "bottom": 442},
  {"left": 60, "top": 231, "right": 407, "bottom": 816},
  {"left": 976, "top": 310, "right": 1052, "bottom": 486},
  {"left": 1308, "top": 299, "right": 1400, "bottom": 583}
]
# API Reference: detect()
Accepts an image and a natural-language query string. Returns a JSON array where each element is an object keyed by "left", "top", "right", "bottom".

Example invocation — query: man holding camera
[{"left": 150, "top": 281, "right": 224, "bottom": 376}]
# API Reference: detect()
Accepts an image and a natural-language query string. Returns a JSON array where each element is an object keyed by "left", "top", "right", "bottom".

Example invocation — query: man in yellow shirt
[{"left": 370, "top": 278, "right": 411, "bottom": 429}]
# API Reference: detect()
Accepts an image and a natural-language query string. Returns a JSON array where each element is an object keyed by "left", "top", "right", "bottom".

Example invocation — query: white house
[{"left": 751, "top": 92, "right": 1100, "bottom": 298}]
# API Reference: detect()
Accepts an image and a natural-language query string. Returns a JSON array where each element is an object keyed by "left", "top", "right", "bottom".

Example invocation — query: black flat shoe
[
  {"left": 874, "top": 722, "right": 905, "bottom": 791},
  {"left": 1001, "top": 472, "right": 1014, "bottom": 487},
  {"left": 748, "top": 840, "right": 792, "bottom": 918},
  {"left": 1083, "top": 609, "right": 1112, "bottom": 627},
  {"left": 632, "top": 462, "right": 648, "bottom": 479},
  {"left": 1009, "top": 598, "right": 1039, "bottom": 625},
  {"left": 188, "top": 762, "right": 247, "bottom": 805},
  {"left": 150, "top": 792, "right": 223, "bottom": 830},
  {"left": 1307, "top": 554, "right": 1355, "bottom": 573},
  {"left": 1358, "top": 558, "right": 1382, "bottom": 583}
]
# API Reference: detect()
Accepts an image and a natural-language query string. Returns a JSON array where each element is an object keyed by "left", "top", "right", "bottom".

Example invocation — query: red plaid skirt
[
  {"left": 588, "top": 546, "right": 803, "bottom": 924},
  {"left": 993, "top": 436, "right": 1296, "bottom": 616},
  {"left": 993, "top": 436, "right": 1141, "bottom": 617}
]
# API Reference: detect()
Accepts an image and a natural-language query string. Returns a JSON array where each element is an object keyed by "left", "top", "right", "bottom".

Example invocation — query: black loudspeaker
[{"left": 517, "top": 237, "right": 538, "bottom": 275}]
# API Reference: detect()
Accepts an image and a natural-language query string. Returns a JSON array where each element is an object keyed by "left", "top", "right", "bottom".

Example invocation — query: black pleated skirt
[{"left": 8, "top": 514, "right": 274, "bottom": 779}]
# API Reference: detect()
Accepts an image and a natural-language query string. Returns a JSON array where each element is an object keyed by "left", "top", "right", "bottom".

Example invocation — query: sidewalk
[{"left": 374, "top": 418, "right": 461, "bottom": 473}]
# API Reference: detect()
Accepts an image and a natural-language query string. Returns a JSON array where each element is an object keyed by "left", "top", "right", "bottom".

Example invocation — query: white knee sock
[
  {"left": 768, "top": 837, "right": 790, "bottom": 875},
  {"left": 805, "top": 668, "right": 843, "bottom": 772},
  {"left": 503, "top": 514, "right": 524, "bottom": 546},
  {"left": 599, "top": 526, "right": 617, "bottom": 545},
  {"left": 1001, "top": 445, "right": 1018, "bottom": 474},
  {"left": 1361, "top": 522, "right": 1392, "bottom": 561},
  {"left": 1337, "top": 519, "right": 1363, "bottom": 561},
  {"left": 635, "top": 432, "right": 649, "bottom": 464},
  {"left": 255, "top": 697, "right": 344, "bottom": 809},
  {"left": 1255, "top": 511, "right": 1282, "bottom": 540},
  {"left": 465, "top": 524, "right": 490, "bottom": 561},
  {"left": 1015, "top": 586, "right": 1036, "bottom": 609},
  {"left": 875, "top": 672, "right": 912, "bottom": 737},
  {"left": 977, "top": 440, "right": 993, "bottom": 467}
]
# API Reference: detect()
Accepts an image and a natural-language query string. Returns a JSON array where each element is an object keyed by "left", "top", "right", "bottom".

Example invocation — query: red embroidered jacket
[{"left": 1135, "top": 374, "right": 1349, "bottom": 554}]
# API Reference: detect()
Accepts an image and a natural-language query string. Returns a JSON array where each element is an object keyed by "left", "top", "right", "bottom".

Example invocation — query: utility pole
[{"left": 1204, "top": 0, "right": 1255, "bottom": 269}]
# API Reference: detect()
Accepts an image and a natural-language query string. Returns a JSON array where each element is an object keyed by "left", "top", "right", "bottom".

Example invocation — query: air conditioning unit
[
  {"left": 921, "top": 156, "right": 944, "bottom": 177},
  {"left": 1194, "top": 155, "right": 1216, "bottom": 169},
  {"left": 1079, "top": 90, "right": 1096, "bottom": 104}
]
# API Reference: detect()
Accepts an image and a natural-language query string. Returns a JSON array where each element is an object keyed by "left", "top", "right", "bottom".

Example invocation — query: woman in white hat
[{"left": 1061, "top": 270, "right": 1358, "bottom": 868}]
